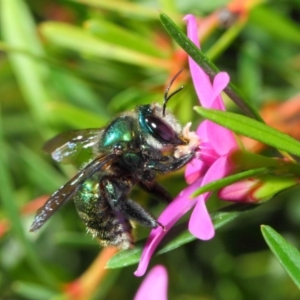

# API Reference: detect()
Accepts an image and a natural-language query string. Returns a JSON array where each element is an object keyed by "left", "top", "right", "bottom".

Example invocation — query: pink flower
[
  {"left": 134, "top": 14, "right": 238, "bottom": 277},
  {"left": 134, "top": 265, "right": 168, "bottom": 300}
]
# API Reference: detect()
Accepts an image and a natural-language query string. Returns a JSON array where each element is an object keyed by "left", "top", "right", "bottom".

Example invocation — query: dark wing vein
[{"left": 30, "top": 153, "right": 117, "bottom": 232}]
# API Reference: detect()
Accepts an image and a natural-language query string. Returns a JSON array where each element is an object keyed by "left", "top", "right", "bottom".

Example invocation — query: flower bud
[{"left": 219, "top": 174, "right": 299, "bottom": 203}]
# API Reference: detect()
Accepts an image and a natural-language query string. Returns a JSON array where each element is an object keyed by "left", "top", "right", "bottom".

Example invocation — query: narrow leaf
[
  {"left": 237, "top": 42, "right": 262, "bottom": 105},
  {"left": 1, "top": 0, "right": 51, "bottom": 128},
  {"left": 47, "top": 101, "right": 108, "bottom": 128},
  {"left": 0, "top": 108, "right": 58, "bottom": 288},
  {"left": 206, "top": 18, "right": 246, "bottom": 61},
  {"left": 12, "top": 282, "right": 56, "bottom": 300},
  {"left": 261, "top": 225, "right": 300, "bottom": 288},
  {"left": 69, "top": 0, "right": 171, "bottom": 20},
  {"left": 85, "top": 19, "right": 165, "bottom": 57},
  {"left": 159, "top": 12, "right": 262, "bottom": 121},
  {"left": 40, "top": 22, "right": 171, "bottom": 70},
  {"left": 250, "top": 6, "right": 300, "bottom": 45},
  {"left": 194, "top": 107, "right": 300, "bottom": 157},
  {"left": 192, "top": 167, "right": 271, "bottom": 197}
]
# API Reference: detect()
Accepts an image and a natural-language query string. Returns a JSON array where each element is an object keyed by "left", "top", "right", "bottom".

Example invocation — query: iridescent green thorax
[{"left": 101, "top": 116, "right": 137, "bottom": 148}]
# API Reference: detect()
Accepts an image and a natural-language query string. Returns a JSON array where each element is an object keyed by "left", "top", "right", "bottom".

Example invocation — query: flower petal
[
  {"left": 196, "top": 120, "right": 208, "bottom": 139},
  {"left": 202, "top": 154, "right": 233, "bottom": 186},
  {"left": 185, "top": 158, "right": 206, "bottom": 184},
  {"left": 189, "top": 197, "right": 215, "bottom": 240},
  {"left": 206, "top": 120, "right": 237, "bottom": 155},
  {"left": 134, "top": 226, "right": 164, "bottom": 277},
  {"left": 184, "top": 14, "right": 213, "bottom": 107},
  {"left": 199, "top": 140, "right": 220, "bottom": 165},
  {"left": 134, "top": 265, "right": 168, "bottom": 300},
  {"left": 183, "top": 14, "right": 200, "bottom": 47},
  {"left": 210, "top": 72, "right": 230, "bottom": 110},
  {"left": 134, "top": 182, "right": 199, "bottom": 276},
  {"left": 187, "top": 155, "right": 233, "bottom": 239}
]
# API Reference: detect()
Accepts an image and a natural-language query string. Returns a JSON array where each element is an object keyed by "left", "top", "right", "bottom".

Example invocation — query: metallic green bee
[{"left": 30, "top": 73, "right": 197, "bottom": 249}]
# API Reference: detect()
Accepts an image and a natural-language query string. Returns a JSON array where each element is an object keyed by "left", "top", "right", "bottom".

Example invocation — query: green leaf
[
  {"left": 85, "top": 19, "right": 166, "bottom": 57},
  {"left": 206, "top": 18, "right": 246, "bottom": 61},
  {"left": 49, "top": 69, "right": 108, "bottom": 116},
  {"left": 192, "top": 167, "right": 270, "bottom": 197},
  {"left": 40, "top": 22, "right": 171, "bottom": 70},
  {"left": 69, "top": 0, "right": 180, "bottom": 21},
  {"left": 0, "top": 108, "right": 58, "bottom": 288},
  {"left": 237, "top": 42, "right": 262, "bottom": 105},
  {"left": 159, "top": 12, "right": 262, "bottom": 122},
  {"left": 250, "top": 6, "right": 300, "bottom": 45},
  {"left": 194, "top": 107, "right": 300, "bottom": 157},
  {"left": 17, "top": 145, "right": 66, "bottom": 193},
  {"left": 47, "top": 101, "right": 109, "bottom": 128},
  {"left": 106, "top": 203, "right": 257, "bottom": 269},
  {"left": 54, "top": 232, "right": 98, "bottom": 248},
  {"left": 1, "top": 0, "right": 52, "bottom": 129},
  {"left": 12, "top": 281, "right": 57, "bottom": 300},
  {"left": 261, "top": 225, "right": 300, "bottom": 288}
]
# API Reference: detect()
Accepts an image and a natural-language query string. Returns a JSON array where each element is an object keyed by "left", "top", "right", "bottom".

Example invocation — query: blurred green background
[{"left": 1, "top": 0, "right": 300, "bottom": 299}]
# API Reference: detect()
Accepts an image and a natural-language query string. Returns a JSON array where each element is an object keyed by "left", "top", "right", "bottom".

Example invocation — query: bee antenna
[{"left": 163, "top": 69, "right": 184, "bottom": 117}]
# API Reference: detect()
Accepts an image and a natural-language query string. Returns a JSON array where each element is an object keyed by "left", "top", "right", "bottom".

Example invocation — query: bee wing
[
  {"left": 30, "top": 153, "right": 117, "bottom": 232},
  {"left": 43, "top": 128, "right": 104, "bottom": 167}
]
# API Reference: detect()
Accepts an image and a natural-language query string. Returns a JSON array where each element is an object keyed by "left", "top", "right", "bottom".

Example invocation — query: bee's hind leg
[
  {"left": 103, "top": 177, "right": 160, "bottom": 229},
  {"left": 139, "top": 180, "right": 172, "bottom": 203}
]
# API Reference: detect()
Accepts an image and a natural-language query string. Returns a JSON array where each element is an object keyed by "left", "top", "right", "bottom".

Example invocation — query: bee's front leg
[{"left": 144, "top": 152, "right": 194, "bottom": 173}]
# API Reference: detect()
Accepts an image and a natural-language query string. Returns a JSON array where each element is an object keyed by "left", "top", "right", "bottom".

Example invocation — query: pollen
[{"left": 174, "top": 122, "right": 200, "bottom": 158}]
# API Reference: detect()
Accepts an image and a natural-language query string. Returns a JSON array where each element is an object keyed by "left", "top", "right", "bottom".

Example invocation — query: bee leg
[
  {"left": 139, "top": 180, "right": 172, "bottom": 203},
  {"left": 103, "top": 178, "right": 160, "bottom": 228},
  {"left": 119, "top": 198, "right": 160, "bottom": 228},
  {"left": 145, "top": 152, "right": 194, "bottom": 173}
]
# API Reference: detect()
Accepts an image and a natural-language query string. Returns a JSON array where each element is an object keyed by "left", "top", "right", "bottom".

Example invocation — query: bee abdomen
[{"left": 79, "top": 210, "right": 134, "bottom": 249}]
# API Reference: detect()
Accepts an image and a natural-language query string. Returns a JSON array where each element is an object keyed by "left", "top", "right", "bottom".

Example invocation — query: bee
[{"left": 30, "top": 71, "right": 198, "bottom": 249}]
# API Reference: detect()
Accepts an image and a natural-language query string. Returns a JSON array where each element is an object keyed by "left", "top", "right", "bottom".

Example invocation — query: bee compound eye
[{"left": 145, "top": 115, "right": 177, "bottom": 143}]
